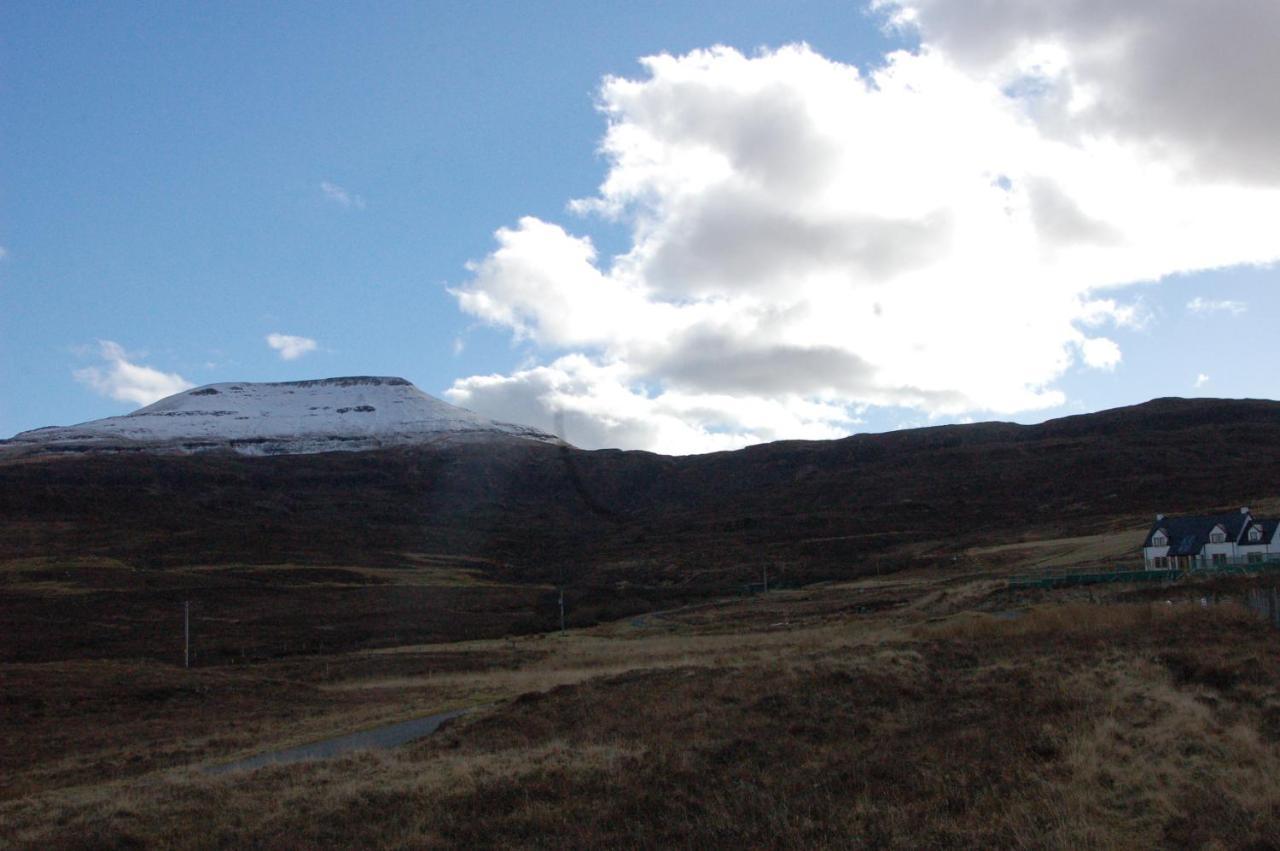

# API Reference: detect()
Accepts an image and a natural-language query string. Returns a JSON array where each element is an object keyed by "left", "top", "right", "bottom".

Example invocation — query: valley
[
  {"left": 11, "top": 1, "right": 1277, "bottom": 844},
  {"left": 5, "top": 559, "right": 1280, "bottom": 848},
  {"left": 5, "top": 396, "right": 1280, "bottom": 847}
]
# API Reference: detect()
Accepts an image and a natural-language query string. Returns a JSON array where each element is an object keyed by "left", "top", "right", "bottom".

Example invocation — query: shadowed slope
[{"left": 3, "top": 397, "right": 1278, "bottom": 585}]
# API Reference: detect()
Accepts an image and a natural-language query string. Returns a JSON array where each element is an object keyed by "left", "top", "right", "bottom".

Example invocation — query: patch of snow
[{"left": 3, "top": 376, "right": 561, "bottom": 457}]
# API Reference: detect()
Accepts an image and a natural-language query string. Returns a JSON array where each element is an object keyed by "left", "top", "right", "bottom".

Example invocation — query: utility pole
[
  {"left": 183, "top": 601, "right": 190, "bottom": 669},
  {"left": 558, "top": 587, "right": 566, "bottom": 634}
]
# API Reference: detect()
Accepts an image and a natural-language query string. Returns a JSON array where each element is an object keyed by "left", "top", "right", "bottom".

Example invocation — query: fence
[
  {"left": 1009, "top": 557, "right": 1280, "bottom": 591},
  {"left": 1184, "top": 557, "right": 1280, "bottom": 576},
  {"left": 1009, "top": 568, "right": 1178, "bottom": 590},
  {"left": 1245, "top": 586, "right": 1280, "bottom": 628}
]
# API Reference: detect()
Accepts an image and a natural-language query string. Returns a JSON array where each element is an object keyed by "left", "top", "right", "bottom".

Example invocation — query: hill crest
[{"left": 4, "top": 376, "right": 561, "bottom": 457}]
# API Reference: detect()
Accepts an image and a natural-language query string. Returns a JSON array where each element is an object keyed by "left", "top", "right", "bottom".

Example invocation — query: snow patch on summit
[{"left": 4, "top": 376, "right": 562, "bottom": 457}]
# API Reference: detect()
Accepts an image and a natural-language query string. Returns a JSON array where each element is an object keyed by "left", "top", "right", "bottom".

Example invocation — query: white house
[
  {"left": 1236, "top": 517, "right": 1280, "bottom": 564},
  {"left": 1141, "top": 508, "right": 1275, "bottom": 569}
]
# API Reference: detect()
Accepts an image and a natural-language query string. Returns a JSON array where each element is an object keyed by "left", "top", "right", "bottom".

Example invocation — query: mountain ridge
[
  {"left": 3, "top": 376, "right": 560, "bottom": 457},
  {"left": 4, "top": 395, "right": 1279, "bottom": 589}
]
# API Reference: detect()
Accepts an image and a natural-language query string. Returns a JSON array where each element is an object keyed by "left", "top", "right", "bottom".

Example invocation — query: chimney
[
  {"left": 1156, "top": 513, "right": 1165, "bottom": 522},
  {"left": 1242, "top": 507, "right": 1251, "bottom": 514}
]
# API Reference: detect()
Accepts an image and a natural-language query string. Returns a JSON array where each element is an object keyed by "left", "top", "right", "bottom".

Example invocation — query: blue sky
[{"left": 3, "top": 1, "right": 1278, "bottom": 451}]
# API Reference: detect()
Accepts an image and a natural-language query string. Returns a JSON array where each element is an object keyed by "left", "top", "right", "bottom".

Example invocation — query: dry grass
[
  {"left": 0, "top": 640, "right": 539, "bottom": 800},
  {"left": 923, "top": 599, "right": 1182, "bottom": 641},
  {"left": 186, "top": 561, "right": 532, "bottom": 589},
  {"left": 318, "top": 604, "right": 893, "bottom": 706},
  {"left": 964, "top": 526, "right": 1151, "bottom": 573},
  {"left": 7, "top": 580, "right": 1280, "bottom": 848}
]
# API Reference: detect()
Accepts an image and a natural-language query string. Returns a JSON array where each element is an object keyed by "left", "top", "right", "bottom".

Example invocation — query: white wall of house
[
  {"left": 1202, "top": 524, "right": 1236, "bottom": 564},
  {"left": 1143, "top": 523, "right": 1171, "bottom": 567},
  {"left": 1140, "top": 512, "right": 1280, "bottom": 569},
  {"left": 1237, "top": 543, "right": 1269, "bottom": 562},
  {"left": 1237, "top": 522, "right": 1270, "bottom": 562}
]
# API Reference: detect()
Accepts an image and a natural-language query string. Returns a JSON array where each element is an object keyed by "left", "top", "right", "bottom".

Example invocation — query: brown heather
[{"left": 5, "top": 569, "right": 1280, "bottom": 849}]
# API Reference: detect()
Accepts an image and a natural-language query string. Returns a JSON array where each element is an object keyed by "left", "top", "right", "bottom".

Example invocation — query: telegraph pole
[
  {"left": 558, "top": 587, "right": 566, "bottom": 634},
  {"left": 184, "top": 601, "right": 190, "bottom": 669}
]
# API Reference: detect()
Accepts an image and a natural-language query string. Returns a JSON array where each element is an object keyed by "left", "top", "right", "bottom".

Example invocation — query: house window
[
  {"left": 1250, "top": 527, "right": 1262, "bottom": 542},
  {"left": 1212, "top": 553, "right": 1228, "bottom": 565},
  {"left": 1248, "top": 552, "right": 1264, "bottom": 564},
  {"left": 1152, "top": 533, "right": 1167, "bottom": 546},
  {"left": 1153, "top": 557, "right": 1170, "bottom": 568},
  {"left": 1210, "top": 532, "right": 1226, "bottom": 544}
]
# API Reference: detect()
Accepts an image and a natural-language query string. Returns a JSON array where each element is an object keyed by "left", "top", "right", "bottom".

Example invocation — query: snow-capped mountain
[{"left": 3, "top": 376, "right": 560, "bottom": 457}]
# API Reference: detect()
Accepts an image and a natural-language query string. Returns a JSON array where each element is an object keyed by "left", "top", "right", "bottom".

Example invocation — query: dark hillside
[{"left": 2, "top": 397, "right": 1278, "bottom": 586}]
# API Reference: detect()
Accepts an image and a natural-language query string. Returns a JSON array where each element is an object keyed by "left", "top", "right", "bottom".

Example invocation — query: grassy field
[
  {"left": 963, "top": 525, "right": 1151, "bottom": 572},
  {"left": 5, "top": 551, "right": 1280, "bottom": 847}
]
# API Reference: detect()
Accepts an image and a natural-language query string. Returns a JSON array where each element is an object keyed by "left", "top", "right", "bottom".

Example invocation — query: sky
[{"left": 3, "top": 1, "right": 1279, "bottom": 454}]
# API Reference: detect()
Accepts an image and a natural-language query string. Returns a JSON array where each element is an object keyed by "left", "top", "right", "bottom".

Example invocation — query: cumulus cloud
[
  {"left": 877, "top": 0, "right": 1280, "bottom": 183},
  {"left": 320, "top": 181, "right": 365, "bottom": 209},
  {"left": 73, "top": 341, "right": 194, "bottom": 406},
  {"left": 1079, "top": 337, "right": 1121, "bottom": 371},
  {"left": 1187, "top": 297, "right": 1246, "bottom": 316},
  {"left": 266, "top": 332, "right": 318, "bottom": 360},
  {"left": 448, "top": 355, "right": 853, "bottom": 454},
  {"left": 447, "top": 12, "right": 1280, "bottom": 454}
]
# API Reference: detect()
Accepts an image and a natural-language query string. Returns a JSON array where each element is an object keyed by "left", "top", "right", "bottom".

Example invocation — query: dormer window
[
  {"left": 1210, "top": 530, "right": 1226, "bottom": 544},
  {"left": 1151, "top": 532, "right": 1167, "bottom": 547},
  {"left": 1250, "top": 526, "right": 1262, "bottom": 542}
]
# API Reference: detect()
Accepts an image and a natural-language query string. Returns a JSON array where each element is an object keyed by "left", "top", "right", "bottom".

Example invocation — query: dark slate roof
[
  {"left": 1218, "top": 511, "right": 1253, "bottom": 541},
  {"left": 1241, "top": 518, "right": 1280, "bottom": 545},
  {"left": 1144, "top": 512, "right": 1255, "bottom": 555}
]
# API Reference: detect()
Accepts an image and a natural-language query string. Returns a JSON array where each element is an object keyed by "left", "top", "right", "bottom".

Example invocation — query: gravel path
[{"left": 207, "top": 708, "right": 471, "bottom": 774}]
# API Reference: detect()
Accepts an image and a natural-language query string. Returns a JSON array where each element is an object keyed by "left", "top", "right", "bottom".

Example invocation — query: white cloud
[
  {"left": 447, "top": 355, "right": 852, "bottom": 455},
  {"left": 1078, "top": 297, "right": 1149, "bottom": 331},
  {"left": 1194, "top": 373, "right": 1210, "bottom": 389},
  {"left": 448, "top": 16, "right": 1280, "bottom": 453},
  {"left": 320, "top": 181, "right": 365, "bottom": 209},
  {"left": 1079, "top": 337, "right": 1121, "bottom": 371},
  {"left": 877, "top": 0, "right": 1280, "bottom": 183},
  {"left": 73, "top": 341, "right": 194, "bottom": 406},
  {"left": 1186, "top": 297, "right": 1246, "bottom": 316},
  {"left": 266, "top": 332, "right": 318, "bottom": 361}
]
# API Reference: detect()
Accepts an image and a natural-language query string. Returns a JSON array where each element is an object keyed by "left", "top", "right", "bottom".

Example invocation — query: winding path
[{"left": 206, "top": 708, "right": 471, "bottom": 774}]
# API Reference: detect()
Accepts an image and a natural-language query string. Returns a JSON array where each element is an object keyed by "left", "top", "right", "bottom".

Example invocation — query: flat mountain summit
[{"left": 3, "top": 376, "right": 560, "bottom": 457}]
